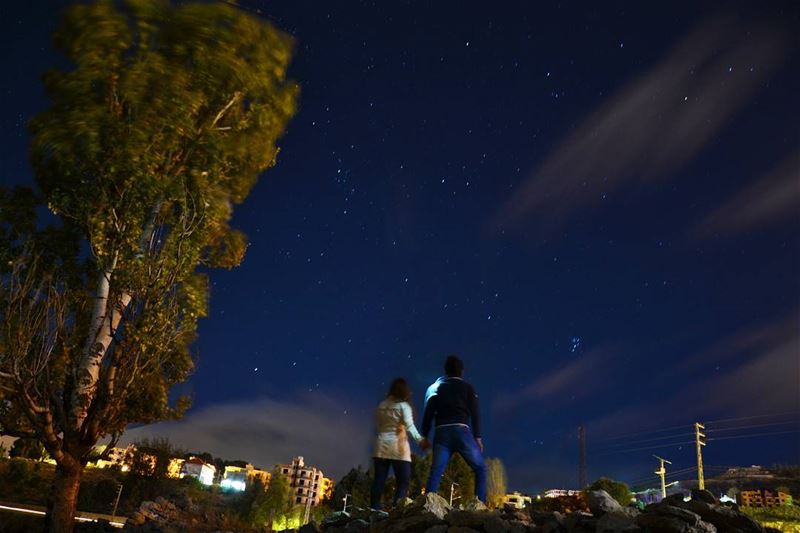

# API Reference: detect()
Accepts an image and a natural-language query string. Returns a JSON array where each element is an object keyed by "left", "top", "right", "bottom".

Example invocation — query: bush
[{"left": 586, "top": 477, "right": 633, "bottom": 506}]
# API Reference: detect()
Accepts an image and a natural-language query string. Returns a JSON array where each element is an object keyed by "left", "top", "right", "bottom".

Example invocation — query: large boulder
[
  {"left": 690, "top": 490, "right": 717, "bottom": 506},
  {"left": 596, "top": 511, "right": 641, "bottom": 533},
  {"left": 323, "top": 511, "right": 352, "bottom": 528},
  {"left": 413, "top": 493, "right": 452, "bottom": 520},
  {"left": 344, "top": 518, "right": 370, "bottom": 533},
  {"left": 461, "top": 499, "right": 489, "bottom": 512},
  {"left": 679, "top": 500, "right": 763, "bottom": 533},
  {"left": 531, "top": 511, "right": 566, "bottom": 533},
  {"left": 564, "top": 511, "right": 596, "bottom": 533},
  {"left": 446, "top": 511, "right": 487, "bottom": 529},
  {"left": 637, "top": 504, "right": 716, "bottom": 533},
  {"left": 482, "top": 514, "right": 511, "bottom": 533},
  {"left": 587, "top": 491, "right": 622, "bottom": 517}
]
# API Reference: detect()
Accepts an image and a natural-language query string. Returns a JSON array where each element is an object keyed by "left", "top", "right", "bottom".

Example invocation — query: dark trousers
[
  {"left": 370, "top": 457, "right": 412, "bottom": 510},
  {"left": 425, "top": 425, "right": 487, "bottom": 502}
]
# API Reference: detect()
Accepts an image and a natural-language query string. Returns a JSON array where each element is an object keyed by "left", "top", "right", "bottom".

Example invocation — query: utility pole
[
  {"left": 111, "top": 483, "right": 123, "bottom": 521},
  {"left": 695, "top": 422, "right": 706, "bottom": 490},
  {"left": 303, "top": 490, "right": 313, "bottom": 525},
  {"left": 578, "top": 425, "right": 587, "bottom": 488},
  {"left": 342, "top": 493, "right": 351, "bottom": 513},
  {"left": 654, "top": 455, "right": 672, "bottom": 499},
  {"left": 449, "top": 482, "right": 460, "bottom": 507}
]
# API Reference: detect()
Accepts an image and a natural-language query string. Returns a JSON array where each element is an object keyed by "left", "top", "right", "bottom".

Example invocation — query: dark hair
[
  {"left": 444, "top": 355, "right": 464, "bottom": 377},
  {"left": 387, "top": 378, "right": 412, "bottom": 402}
]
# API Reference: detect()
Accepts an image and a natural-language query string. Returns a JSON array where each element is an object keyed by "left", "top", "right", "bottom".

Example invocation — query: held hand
[
  {"left": 476, "top": 437, "right": 484, "bottom": 453},
  {"left": 419, "top": 437, "right": 431, "bottom": 451}
]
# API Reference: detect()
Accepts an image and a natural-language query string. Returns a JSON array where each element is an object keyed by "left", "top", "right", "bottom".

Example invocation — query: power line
[
  {"left": 705, "top": 411, "right": 800, "bottom": 427},
  {"left": 706, "top": 421, "right": 799, "bottom": 434},
  {"left": 594, "top": 440, "right": 696, "bottom": 456},
  {"left": 595, "top": 432, "right": 695, "bottom": 451},
  {"left": 707, "top": 429, "right": 800, "bottom": 443},
  {"left": 595, "top": 423, "right": 694, "bottom": 443}
]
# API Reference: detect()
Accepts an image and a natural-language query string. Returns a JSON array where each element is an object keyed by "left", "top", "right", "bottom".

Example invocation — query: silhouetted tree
[
  {"left": 485, "top": 457, "right": 508, "bottom": 508},
  {"left": 0, "top": 1, "right": 297, "bottom": 530},
  {"left": 586, "top": 477, "right": 632, "bottom": 506},
  {"left": 10, "top": 437, "right": 46, "bottom": 460}
]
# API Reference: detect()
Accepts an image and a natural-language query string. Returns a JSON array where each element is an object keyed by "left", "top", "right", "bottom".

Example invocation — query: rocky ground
[
  {"left": 308, "top": 490, "right": 780, "bottom": 533},
  {"left": 117, "top": 489, "right": 780, "bottom": 533}
]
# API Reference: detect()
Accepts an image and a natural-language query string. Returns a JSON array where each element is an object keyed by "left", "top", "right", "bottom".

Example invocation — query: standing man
[{"left": 421, "top": 355, "right": 487, "bottom": 502}]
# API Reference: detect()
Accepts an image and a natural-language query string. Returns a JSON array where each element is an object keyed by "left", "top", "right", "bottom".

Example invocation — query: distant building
[
  {"left": 718, "top": 466, "right": 775, "bottom": 480},
  {"left": 740, "top": 489, "right": 792, "bottom": 508},
  {"left": 221, "top": 464, "right": 272, "bottom": 492},
  {"left": 92, "top": 445, "right": 136, "bottom": 472},
  {"left": 181, "top": 457, "right": 216, "bottom": 486},
  {"left": 502, "top": 491, "right": 532, "bottom": 509},
  {"left": 167, "top": 457, "right": 185, "bottom": 479},
  {"left": 279, "top": 456, "right": 332, "bottom": 506},
  {"left": 544, "top": 489, "right": 581, "bottom": 498},
  {"left": 320, "top": 476, "right": 335, "bottom": 502}
]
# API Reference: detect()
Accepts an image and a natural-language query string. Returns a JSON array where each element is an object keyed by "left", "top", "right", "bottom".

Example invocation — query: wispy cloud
[
  {"left": 124, "top": 393, "right": 372, "bottom": 478},
  {"left": 693, "top": 150, "right": 800, "bottom": 239},
  {"left": 494, "top": 16, "right": 787, "bottom": 232},
  {"left": 587, "top": 309, "right": 800, "bottom": 439},
  {"left": 493, "top": 346, "right": 618, "bottom": 414}
]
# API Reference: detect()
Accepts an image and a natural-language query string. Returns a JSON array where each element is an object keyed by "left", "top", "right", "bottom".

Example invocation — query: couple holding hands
[{"left": 370, "top": 355, "right": 486, "bottom": 510}]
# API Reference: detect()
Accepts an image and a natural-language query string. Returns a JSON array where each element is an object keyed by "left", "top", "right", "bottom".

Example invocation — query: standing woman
[{"left": 371, "top": 378, "right": 429, "bottom": 510}]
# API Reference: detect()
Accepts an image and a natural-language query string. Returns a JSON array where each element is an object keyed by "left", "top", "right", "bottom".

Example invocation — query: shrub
[{"left": 586, "top": 477, "right": 633, "bottom": 506}]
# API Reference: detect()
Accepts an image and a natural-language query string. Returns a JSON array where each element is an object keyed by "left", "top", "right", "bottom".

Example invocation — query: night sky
[{"left": 2, "top": 1, "right": 799, "bottom": 492}]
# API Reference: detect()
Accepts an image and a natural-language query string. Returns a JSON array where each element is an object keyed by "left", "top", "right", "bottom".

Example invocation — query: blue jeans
[
  {"left": 371, "top": 458, "right": 411, "bottom": 510},
  {"left": 425, "top": 425, "right": 486, "bottom": 502}
]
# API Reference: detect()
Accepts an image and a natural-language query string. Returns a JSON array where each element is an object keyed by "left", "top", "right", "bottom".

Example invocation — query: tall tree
[
  {"left": 0, "top": 1, "right": 297, "bottom": 531},
  {"left": 485, "top": 457, "right": 508, "bottom": 509}
]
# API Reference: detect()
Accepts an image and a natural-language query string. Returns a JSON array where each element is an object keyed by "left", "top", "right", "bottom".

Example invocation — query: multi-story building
[
  {"left": 501, "top": 491, "right": 532, "bottom": 509},
  {"left": 180, "top": 457, "right": 216, "bottom": 486},
  {"left": 221, "top": 464, "right": 272, "bottom": 492},
  {"left": 279, "top": 456, "right": 330, "bottom": 506},
  {"left": 544, "top": 489, "right": 581, "bottom": 498},
  {"left": 320, "top": 476, "right": 335, "bottom": 502},
  {"left": 92, "top": 445, "right": 136, "bottom": 472},
  {"left": 740, "top": 489, "right": 792, "bottom": 508},
  {"left": 167, "top": 457, "right": 185, "bottom": 479}
]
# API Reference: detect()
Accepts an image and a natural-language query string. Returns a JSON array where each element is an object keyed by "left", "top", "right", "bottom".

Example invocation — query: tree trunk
[{"left": 44, "top": 461, "right": 82, "bottom": 533}]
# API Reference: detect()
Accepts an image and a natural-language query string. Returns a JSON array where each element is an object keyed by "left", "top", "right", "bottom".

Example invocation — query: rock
[
  {"left": 638, "top": 505, "right": 716, "bottom": 533},
  {"left": 563, "top": 512, "right": 596, "bottom": 533},
  {"left": 596, "top": 512, "right": 640, "bottom": 533},
  {"left": 679, "top": 500, "right": 763, "bottom": 533},
  {"left": 508, "top": 521, "right": 528, "bottom": 533},
  {"left": 301, "top": 522, "right": 322, "bottom": 533},
  {"left": 587, "top": 491, "right": 622, "bottom": 517},
  {"left": 344, "top": 518, "right": 370, "bottom": 533},
  {"left": 690, "top": 490, "right": 718, "bottom": 506},
  {"left": 447, "top": 511, "right": 488, "bottom": 529},
  {"left": 531, "top": 511, "right": 565, "bottom": 533},
  {"left": 502, "top": 509, "right": 532, "bottom": 526},
  {"left": 375, "top": 510, "right": 445, "bottom": 533},
  {"left": 461, "top": 498, "right": 489, "bottom": 512},
  {"left": 447, "top": 527, "right": 482, "bottom": 533},
  {"left": 483, "top": 514, "right": 511, "bottom": 533},
  {"left": 424, "top": 526, "right": 449, "bottom": 533},
  {"left": 324, "top": 511, "right": 352, "bottom": 528},
  {"left": 662, "top": 494, "right": 687, "bottom": 506},
  {"left": 127, "top": 511, "right": 146, "bottom": 526},
  {"left": 417, "top": 493, "right": 452, "bottom": 520}
]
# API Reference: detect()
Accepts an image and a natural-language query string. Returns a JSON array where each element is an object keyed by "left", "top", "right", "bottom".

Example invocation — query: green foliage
[
  {"left": 334, "top": 466, "right": 371, "bottom": 509},
  {"left": 243, "top": 470, "right": 292, "bottom": 527},
  {"left": 742, "top": 505, "right": 800, "bottom": 532},
  {"left": 440, "top": 453, "right": 476, "bottom": 503},
  {"left": 9, "top": 438, "right": 45, "bottom": 460},
  {"left": 586, "top": 477, "right": 632, "bottom": 506},
  {"left": 485, "top": 457, "right": 508, "bottom": 509},
  {"left": 0, "top": 1, "right": 297, "bottom": 526}
]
